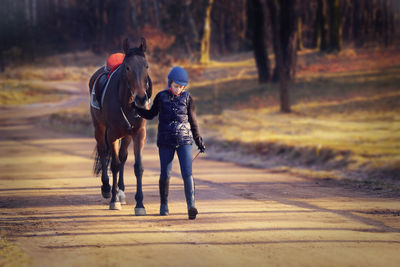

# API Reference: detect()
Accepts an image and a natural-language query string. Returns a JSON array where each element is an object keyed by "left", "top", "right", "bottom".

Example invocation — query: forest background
[{"left": 1, "top": 0, "right": 400, "bottom": 192}]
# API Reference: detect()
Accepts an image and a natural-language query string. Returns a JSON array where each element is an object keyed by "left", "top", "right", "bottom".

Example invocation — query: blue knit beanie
[{"left": 168, "top": 67, "right": 189, "bottom": 86}]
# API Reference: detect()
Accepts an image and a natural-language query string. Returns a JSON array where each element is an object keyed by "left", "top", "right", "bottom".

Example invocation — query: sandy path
[{"left": 0, "top": 83, "right": 399, "bottom": 266}]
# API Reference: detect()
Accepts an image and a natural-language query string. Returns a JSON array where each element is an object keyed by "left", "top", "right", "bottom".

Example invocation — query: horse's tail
[
  {"left": 92, "top": 130, "right": 111, "bottom": 176},
  {"left": 92, "top": 147, "right": 103, "bottom": 176}
]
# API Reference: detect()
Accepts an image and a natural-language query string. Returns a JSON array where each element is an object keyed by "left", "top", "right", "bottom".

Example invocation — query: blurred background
[
  {"left": 1, "top": 1, "right": 399, "bottom": 67},
  {"left": 0, "top": 0, "right": 399, "bottom": 188}
]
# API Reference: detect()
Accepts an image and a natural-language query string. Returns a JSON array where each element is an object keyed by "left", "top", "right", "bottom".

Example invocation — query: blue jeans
[{"left": 159, "top": 145, "right": 193, "bottom": 181}]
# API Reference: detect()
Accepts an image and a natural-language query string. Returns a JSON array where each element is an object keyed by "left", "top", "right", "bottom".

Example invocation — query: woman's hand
[{"left": 195, "top": 137, "right": 206, "bottom": 153}]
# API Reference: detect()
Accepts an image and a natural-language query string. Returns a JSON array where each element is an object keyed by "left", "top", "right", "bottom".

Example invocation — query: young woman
[{"left": 135, "top": 66, "right": 205, "bottom": 220}]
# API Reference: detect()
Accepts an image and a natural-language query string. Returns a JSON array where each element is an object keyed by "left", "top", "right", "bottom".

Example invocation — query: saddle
[{"left": 91, "top": 53, "right": 125, "bottom": 110}]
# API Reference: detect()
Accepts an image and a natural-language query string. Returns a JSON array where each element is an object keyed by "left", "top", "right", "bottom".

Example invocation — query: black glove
[{"left": 195, "top": 137, "right": 206, "bottom": 153}]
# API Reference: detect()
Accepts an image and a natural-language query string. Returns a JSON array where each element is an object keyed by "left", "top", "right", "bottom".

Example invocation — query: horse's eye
[
  {"left": 145, "top": 64, "right": 149, "bottom": 69},
  {"left": 126, "top": 66, "right": 131, "bottom": 72}
]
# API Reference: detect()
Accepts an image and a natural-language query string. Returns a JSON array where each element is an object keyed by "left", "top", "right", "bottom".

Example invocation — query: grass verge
[
  {"left": 44, "top": 104, "right": 94, "bottom": 136},
  {"left": 32, "top": 47, "right": 400, "bottom": 193},
  {"left": 192, "top": 63, "right": 400, "bottom": 193},
  {"left": 0, "top": 80, "right": 69, "bottom": 105}
]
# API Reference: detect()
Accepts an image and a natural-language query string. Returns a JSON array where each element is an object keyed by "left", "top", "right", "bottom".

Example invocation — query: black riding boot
[
  {"left": 183, "top": 176, "right": 198, "bottom": 220},
  {"left": 159, "top": 177, "right": 170, "bottom": 216}
]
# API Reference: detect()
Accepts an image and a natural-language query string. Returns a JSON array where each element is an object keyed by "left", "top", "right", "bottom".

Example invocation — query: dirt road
[{"left": 0, "top": 83, "right": 399, "bottom": 266}]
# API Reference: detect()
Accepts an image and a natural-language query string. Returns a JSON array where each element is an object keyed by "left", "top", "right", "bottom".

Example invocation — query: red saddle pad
[{"left": 106, "top": 53, "right": 125, "bottom": 75}]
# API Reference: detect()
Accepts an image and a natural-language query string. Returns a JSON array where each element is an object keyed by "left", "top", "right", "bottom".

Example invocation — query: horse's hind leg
[
  {"left": 94, "top": 122, "right": 111, "bottom": 198},
  {"left": 118, "top": 136, "right": 132, "bottom": 205},
  {"left": 109, "top": 133, "right": 122, "bottom": 210},
  {"left": 99, "top": 147, "right": 111, "bottom": 199},
  {"left": 133, "top": 129, "right": 146, "bottom": 216}
]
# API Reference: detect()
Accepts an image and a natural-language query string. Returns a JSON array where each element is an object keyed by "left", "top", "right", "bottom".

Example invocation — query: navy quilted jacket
[{"left": 136, "top": 89, "right": 201, "bottom": 148}]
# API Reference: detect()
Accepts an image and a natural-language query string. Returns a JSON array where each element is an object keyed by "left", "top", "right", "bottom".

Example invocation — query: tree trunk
[
  {"left": 32, "top": 0, "right": 37, "bottom": 27},
  {"left": 240, "top": 0, "right": 247, "bottom": 40},
  {"left": 200, "top": 0, "right": 214, "bottom": 64},
  {"left": 91, "top": 0, "right": 105, "bottom": 54},
  {"left": 342, "top": 0, "right": 352, "bottom": 42},
  {"left": 268, "top": 0, "right": 280, "bottom": 82},
  {"left": 297, "top": 16, "right": 303, "bottom": 51},
  {"left": 105, "top": 0, "right": 130, "bottom": 50},
  {"left": 282, "top": 0, "right": 300, "bottom": 80},
  {"left": 328, "top": 0, "right": 342, "bottom": 52},
  {"left": 217, "top": 0, "right": 227, "bottom": 54},
  {"left": 270, "top": 0, "right": 299, "bottom": 81},
  {"left": 315, "top": 0, "right": 329, "bottom": 51},
  {"left": 353, "top": 0, "right": 362, "bottom": 47},
  {"left": 24, "top": 0, "right": 36, "bottom": 61},
  {"left": 152, "top": 0, "right": 161, "bottom": 28},
  {"left": 184, "top": 0, "right": 199, "bottom": 56},
  {"left": 247, "top": 0, "right": 270, "bottom": 83},
  {"left": 268, "top": 0, "right": 296, "bottom": 113},
  {"left": 25, "top": 0, "right": 31, "bottom": 26},
  {"left": 279, "top": 65, "right": 290, "bottom": 113},
  {"left": 386, "top": 0, "right": 395, "bottom": 46}
]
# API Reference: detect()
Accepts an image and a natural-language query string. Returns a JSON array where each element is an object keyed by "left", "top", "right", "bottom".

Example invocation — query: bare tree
[
  {"left": 328, "top": 0, "right": 342, "bottom": 52},
  {"left": 247, "top": 0, "right": 271, "bottom": 83},
  {"left": 183, "top": 0, "right": 200, "bottom": 56},
  {"left": 200, "top": 0, "right": 214, "bottom": 64},
  {"left": 314, "top": 0, "right": 329, "bottom": 50},
  {"left": 268, "top": 0, "right": 300, "bottom": 112}
]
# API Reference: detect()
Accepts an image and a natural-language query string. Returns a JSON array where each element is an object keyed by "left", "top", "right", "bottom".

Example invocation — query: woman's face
[{"left": 170, "top": 81, "right": 186, "bottom": 95}]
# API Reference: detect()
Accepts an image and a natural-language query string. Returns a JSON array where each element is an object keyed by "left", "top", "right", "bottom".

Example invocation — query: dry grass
[
  {"left": 1, "top": 51, "right": 104, "bottom": 82},
  {"left": 0, "top": 51, "right": 104, "bottom": 105},
  {"left": 44, "top": 103, "right": 94, "bottom": 136},
  {"left": 3, "top": 47, "right": 399, "bottom": 188},
  {"left": 0, "top": 49, "right": 169, "bottom": 106},
  {"left": 200, "top": 95, "right": 400, "bottom": 173},
  {"left": 0, "top": 79, "right": 67, "bottom": 105},
  {"left": 188, "top": 48, "right": 400, "bottom": 187}
]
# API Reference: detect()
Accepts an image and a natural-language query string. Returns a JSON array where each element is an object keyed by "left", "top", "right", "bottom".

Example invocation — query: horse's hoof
[
  {"left": 102, "top": 191, "right": 111, "bottom": 199},
  {"left": 134, "top": 207, "right": 146, "bottom": 216},
  {"left": 101, "top": 185, "right": 111, "bottom": 199},
  {"left": 188, "top": 207, "right": 198, "bottom": 220},
  {"left": 160, "top": 204, "right": 169, "bottom": 216},
  {"left": 110, "top": 202, "right": 122, "bottom": 210},
  {"left": 118, "top": 190, "right": 126, "bottom": 204}
]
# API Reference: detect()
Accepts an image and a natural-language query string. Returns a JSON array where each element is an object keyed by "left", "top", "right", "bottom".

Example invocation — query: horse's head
[{"left": 122, "top": 37, "right": 152, "bottom": 109}]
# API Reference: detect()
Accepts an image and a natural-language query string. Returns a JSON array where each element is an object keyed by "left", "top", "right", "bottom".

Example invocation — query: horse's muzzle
[{"left": 134, "top": 94, "right": 150, "bottom": 109}]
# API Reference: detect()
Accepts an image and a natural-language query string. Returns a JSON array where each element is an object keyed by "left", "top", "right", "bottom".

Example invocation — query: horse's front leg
[
  {"left": 109, "top": 136, "right": 122, "bottom": 210},
  {"left": 133, "top": 128, "right": 146, "bottom": 216},
  {"left": 118, "top": 136, "right": 132, "bottom": 205}
]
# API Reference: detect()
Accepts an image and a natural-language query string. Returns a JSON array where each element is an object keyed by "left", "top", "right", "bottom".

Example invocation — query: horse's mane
[{"left": 125, "top": 48, "right": 145, "bottom": 58}]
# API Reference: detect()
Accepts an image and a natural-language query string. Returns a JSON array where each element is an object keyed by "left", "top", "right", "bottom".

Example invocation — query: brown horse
[{"left": 89, "top": 38, "right": 152, "bottom": 214}]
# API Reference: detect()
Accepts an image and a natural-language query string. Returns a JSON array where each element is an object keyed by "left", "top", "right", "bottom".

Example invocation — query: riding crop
[{"left": 192, "top": 151, "right": 202, "bottom": 162}]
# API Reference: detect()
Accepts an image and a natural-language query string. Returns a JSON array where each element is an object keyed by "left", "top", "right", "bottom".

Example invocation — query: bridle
[
  {"left": 125, "top": 76, "right": 151, "bottom": 107},
  {"left": 123, "top": 48, "right": 152, "bottom": 107},
  {"left": 120, "top": 48, "right": 152, "bottom": 129}
]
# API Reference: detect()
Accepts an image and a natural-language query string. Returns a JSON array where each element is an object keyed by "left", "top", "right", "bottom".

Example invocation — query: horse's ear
[
  {"left": 139, "top": 37, "right": 147, "bottom": 53},
  {"left": 123, "top": 38, "right": 130, "bottom": 54}
]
